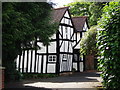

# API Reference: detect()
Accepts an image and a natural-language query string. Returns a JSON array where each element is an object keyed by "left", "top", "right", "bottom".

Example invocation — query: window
[
  {"left": 48, "top": 55, "right": 56, "bottom": 62},
  {"left": 63, "top": 54, "right": 67, "bottom": 61}
]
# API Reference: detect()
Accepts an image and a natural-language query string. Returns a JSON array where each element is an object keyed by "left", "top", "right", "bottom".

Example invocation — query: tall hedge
[{"left": 97, "top": 2, "right": 120, "bottom": 89}]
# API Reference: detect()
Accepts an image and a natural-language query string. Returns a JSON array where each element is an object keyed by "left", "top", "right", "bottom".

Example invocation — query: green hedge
[
  {"left": 22, "top": 73, "right": 58, "bottom": 79},
  {"left": 97, "top": 2, "right": 120, "bottom": 89}
]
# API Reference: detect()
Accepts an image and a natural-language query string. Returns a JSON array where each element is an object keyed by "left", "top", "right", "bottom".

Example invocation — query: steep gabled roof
[
  {"left": 51, "top": 7, "right": 69, "bottom": 23},
  {"left": 72, "top": 16, "right": 89, "bottom": 32}
]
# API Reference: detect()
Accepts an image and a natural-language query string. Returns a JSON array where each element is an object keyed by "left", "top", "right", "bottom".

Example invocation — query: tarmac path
[{"left": 5, "top": 72, "right": 102, "bottom": 90}]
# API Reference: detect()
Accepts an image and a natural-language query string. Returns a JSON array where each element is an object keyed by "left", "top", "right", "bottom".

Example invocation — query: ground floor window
[
  {"left": 63, "top": 54, "right": 67, "bottom": 61},
  {"left": 48, "top": 55, "right": 56, "bottom": 62}
]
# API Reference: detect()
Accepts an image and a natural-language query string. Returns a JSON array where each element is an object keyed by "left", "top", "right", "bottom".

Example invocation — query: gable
[
  {"left": 72, "top": 16, "right": 89, "bottom": 32},
  {"left": 51, "top": 7, "right": 68, "bottom": 23},
  {"left": 60, "top": 10, "right": 73, "bottom": 26}
]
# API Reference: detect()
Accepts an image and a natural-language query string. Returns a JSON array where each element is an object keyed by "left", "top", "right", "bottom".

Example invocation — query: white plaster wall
[
  {"left": 37, "top": 42, "right": 46, "bottom": 53},
  {"left": 68, "top": 55, "right": 73, "bottom": 71},
  {"left": 16, "top": 55, "right": 19, "bottom": 70},
  {"left": 51, "top": 33, "right": 56, "bottom": 39},
  {"left": 67, "top": 27, "right": 70, "bottom": 39},
  {"left": 37, "top": 55, "right": 42, "bottom": 73},
  {"left": 69, "top": 42, "right": 73, "bottom": 53},
  {"left": 27, "top": 51, "right": 32, "bottom": 73},
  {"left": 64, "top": 11, "right": 70, "bottom": 18},
  {"left": 80, "top": 62, "right": 83, "bottom": 72},
  {"left": 48, "top": 42, "right": 56, "bottom": 53},
  {"left": 16, "top": 50, "right": 36, "bottom": 73},
  {"left": 20, "top": 52, "right": 23, "bottom": 72},
  {"left": 73, "top": 63, "right": 77, "bottom": 71},
  {"left": 23, "top": 50, "right": 27, "bottom": 72},
  {"left": 77, "top": 33, "right": 80, "bottom": 42},
  {"left": 62, "top": 26, "right": 66, "bottom": 39},
  {"left": 83, "top": 22, "right": 88, "bottom": 31},
  {"left": 47, "top": 64, "right": 56, "bottom": 73},
  {"left": 75, "top": 42, "right": 80, "bottom": 49},
  {"left": 43, "top": 55, "right": 46, "bottom": 73},
  {"left": 71, "top": 28, "right": 74, "bottom": 40},
  {"left": 31, "top": 51, "right": 35, "bottom": 73}
]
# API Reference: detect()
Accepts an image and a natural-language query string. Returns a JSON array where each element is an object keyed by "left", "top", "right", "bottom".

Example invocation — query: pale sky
[{"left": 48, "top": 0, "right": 74, "bottom": 8}]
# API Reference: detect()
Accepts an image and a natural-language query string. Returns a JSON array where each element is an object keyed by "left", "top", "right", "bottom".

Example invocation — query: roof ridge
[
  {"left": 54, "top": 6, "right": 69, "bottom": 10},
  {"left": 72, "top": 16, "right": 88, "bottom": 18}
]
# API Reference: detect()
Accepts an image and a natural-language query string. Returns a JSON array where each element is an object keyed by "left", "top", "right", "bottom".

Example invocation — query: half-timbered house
[
  {"left": 72, "top": 16, "right": 89, "bottom": 72},
  {"left": 16, "top": 7, "right": 89, "bottom": 74}
]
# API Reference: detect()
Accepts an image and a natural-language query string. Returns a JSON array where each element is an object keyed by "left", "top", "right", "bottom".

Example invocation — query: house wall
[
  {"left": 72, "top": 21, "right": 88, "bottom": 72},
  {"left": 16, "top": 9, "right": 75, "bottom": 74},
  {"left": 59, "top": 10, "right": 74, "bottom": 72}
]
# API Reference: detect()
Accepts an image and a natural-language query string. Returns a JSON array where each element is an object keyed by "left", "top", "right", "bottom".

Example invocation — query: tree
[
  {"left": 66, "top": 2, "right": 91, "bottom": 17},
  {"left": 89, "top": 2, "right": 107, "bottom": 26},
  {"left": 80, "top": 26, "right": 97, "bottom": 56},
  {"left": 2, "top": 2, "right": 58, "bottom": 81},
  {"left": 80, "top": 26, "right": 98, "bottom": 70},
  {"left": 66, "top": 2, "right": 106, "bottom": 26},
  {"left": 97, "top": 2, "right": 120, "bottom": 89}
]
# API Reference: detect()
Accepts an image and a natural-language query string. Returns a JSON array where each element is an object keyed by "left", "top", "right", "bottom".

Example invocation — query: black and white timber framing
[{"left": 16, "top": 7, "right": 89, "bottom": 74}]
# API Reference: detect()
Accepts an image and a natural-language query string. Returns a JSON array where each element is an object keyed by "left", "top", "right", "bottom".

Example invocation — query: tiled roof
[
  {"left": 51, "top": 7, "right": 69, "bottom": 23},
  {"left": 72, "top": 16, "right": 89, "bottom": 32},
  {"left": 51, "top": 7, "right": 89, "bottom": 32}
]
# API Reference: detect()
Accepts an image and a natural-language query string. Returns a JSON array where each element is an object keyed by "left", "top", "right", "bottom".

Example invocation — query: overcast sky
[{"left": 48, "top": 0, "right": 74, "bottom": 8}]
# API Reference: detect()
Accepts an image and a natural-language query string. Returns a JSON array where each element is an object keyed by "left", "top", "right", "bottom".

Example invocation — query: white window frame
[{"left": 48, "top": 55, "right": 56, "bottom": 62}]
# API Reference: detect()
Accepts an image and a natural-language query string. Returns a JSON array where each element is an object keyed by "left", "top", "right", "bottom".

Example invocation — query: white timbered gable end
[{"left": 58, "top": 9, "right": 74, "bottom": 72}]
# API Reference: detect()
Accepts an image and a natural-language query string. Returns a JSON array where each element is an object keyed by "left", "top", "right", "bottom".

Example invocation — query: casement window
[
  {"left": 48, "top": 55, "right": 56, "bottom": 62},
  {"left": 63, "top": 54, "right": 67, "bottom": 61}
]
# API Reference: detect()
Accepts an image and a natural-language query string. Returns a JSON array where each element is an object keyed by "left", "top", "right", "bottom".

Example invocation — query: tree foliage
[
  {"left": 97, "top": 2, "right": 120, "bottom": 89},
  {"left": 80, "top": 26, "right": 97, "bottom": 55},
  {"left": 2, "top": 2, "right": 58, "bottom": 81},
  {"left": 66, "top": 2, "right": 106, "bottom": 26}
]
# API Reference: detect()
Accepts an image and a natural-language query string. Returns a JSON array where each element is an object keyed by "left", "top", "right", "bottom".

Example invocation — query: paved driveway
[{"left": 5, "top": 72, "right": 102, "bottom": 90}]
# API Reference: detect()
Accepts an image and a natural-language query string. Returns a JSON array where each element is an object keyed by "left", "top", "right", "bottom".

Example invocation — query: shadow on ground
[
  {"left": 4, "top": 72, "right": 101, "bottom": 90},
  {"left": 23, "top": 72, "right": 100, "bottom": 83}
]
